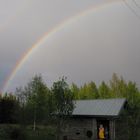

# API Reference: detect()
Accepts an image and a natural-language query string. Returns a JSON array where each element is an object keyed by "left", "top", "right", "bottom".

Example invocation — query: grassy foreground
[{"left": 0, "top": 124, "right": 56, "bottom": 140}]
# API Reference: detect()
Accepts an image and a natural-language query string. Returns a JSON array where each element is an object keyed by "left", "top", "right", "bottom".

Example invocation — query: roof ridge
[{"left": 75, "top": 98, "right": 126, "bottom": 101}]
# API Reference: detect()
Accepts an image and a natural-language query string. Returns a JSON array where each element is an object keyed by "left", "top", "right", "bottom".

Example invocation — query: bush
[
  {"left": 0, "top": 125, "right": 11, "bottom": 140},
  {"left": 0, "top": 124, "right": 56, "bottom": 140},
  {"left": 26, "top": 125, "right": 56, "bottom": 140},
  {"left": 10, "top": 127, "right": 27, "bottom": 140},
  {"left": 0, "top": 125, "right": 27, "bottom": 140}
]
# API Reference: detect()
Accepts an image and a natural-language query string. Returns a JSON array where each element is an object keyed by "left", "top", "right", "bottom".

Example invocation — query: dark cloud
[{"left": 1, "top": 0, "right": 140, "bottom": 92}]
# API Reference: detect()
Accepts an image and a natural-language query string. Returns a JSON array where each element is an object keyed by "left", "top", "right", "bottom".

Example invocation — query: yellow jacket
[{"left": 99, "top": 128, "right": 105, "bottom": 139}]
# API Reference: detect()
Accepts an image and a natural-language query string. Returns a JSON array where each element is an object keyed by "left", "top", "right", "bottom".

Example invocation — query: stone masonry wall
[{"left": 61, "top": 118, "right": 97, "bottom": 140}]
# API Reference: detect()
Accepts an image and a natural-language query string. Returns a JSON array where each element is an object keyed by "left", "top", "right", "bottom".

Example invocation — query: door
[{"left": 97, "top": 119, "right": 110, "bottom": 140}]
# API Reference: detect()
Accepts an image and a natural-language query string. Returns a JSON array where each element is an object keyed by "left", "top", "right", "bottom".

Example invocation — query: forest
[{"left": 0, "top": 73, "right": 140, "bottom": 140}]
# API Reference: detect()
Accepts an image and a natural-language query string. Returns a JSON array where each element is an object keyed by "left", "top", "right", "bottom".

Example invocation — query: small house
[{"left": 61, "top": 98, "right": 126, "bottom": 140}]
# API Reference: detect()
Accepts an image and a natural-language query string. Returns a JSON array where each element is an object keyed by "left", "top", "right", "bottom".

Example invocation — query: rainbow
[{"left": 2, "top": 0, "right": 122, "bottom": 93}]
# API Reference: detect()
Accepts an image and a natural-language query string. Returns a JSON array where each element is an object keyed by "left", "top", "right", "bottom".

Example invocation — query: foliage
[
  {"left": 0, "top": 94, "right": 20, "bottom": 123},
  {"left": 0, "top": 125, "right": 28, "bottom": 140},
  {"left": 98, "top": 81, "right": 110, "bottom": 98},
  {"left": 51, "top": 77, "right": 75, "bottom": 116},
  {"left": 26, "top": 125, "right": 56, "bottom": 140},
  {"left": 0, "top": 73, "right": 140, "bottom": 140},
  {"left": 26, "top": 75, "right": 50, "bottom": 121},
  {"left": 70, "top": 73, "right": 140, "bottom": 140},
  {"left": 71, "top": 83, "right": 80, "bottom": 99},
  {"left": 0, "top": 124, "right": 56, "bottom": 140},
  {"left": 51, "top": 77, "right": 75, "bottom": 140},
  {"left": 16, "top": 75, "right": 51, "bottom": 130}
]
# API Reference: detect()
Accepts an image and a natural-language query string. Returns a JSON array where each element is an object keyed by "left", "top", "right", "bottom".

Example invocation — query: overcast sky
[{"left": 1, "top": 0, "right": 140, "bottom": 93}]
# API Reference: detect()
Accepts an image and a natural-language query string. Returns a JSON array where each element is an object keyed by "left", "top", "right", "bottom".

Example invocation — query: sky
[{"left": 1, "top": 0, "right": 140, "bottom": 93}]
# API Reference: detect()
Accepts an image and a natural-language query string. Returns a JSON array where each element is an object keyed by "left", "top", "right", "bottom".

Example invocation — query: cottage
[{"left": 61, "top": 98, "right": 126, "bottom": 140}]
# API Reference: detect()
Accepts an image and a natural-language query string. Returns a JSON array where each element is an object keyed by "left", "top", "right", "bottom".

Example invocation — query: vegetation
[
  {"left": 51, "top": 77, "right": 74, "bottom": 140},
  {"left": 0, "top": 73, "right": 140, "bottom": 140}
]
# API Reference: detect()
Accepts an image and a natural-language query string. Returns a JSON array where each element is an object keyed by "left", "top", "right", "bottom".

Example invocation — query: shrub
[{"left": 0, "top": 125, "right": 27, "bottom": 140}]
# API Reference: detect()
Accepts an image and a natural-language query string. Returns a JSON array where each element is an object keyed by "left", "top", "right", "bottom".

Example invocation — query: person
[
  {"left": 105, "top": 127, "right": 109, "bottom": 140},
  {"left": 99, "top": 124, "right": 105, "bottom": 140}
]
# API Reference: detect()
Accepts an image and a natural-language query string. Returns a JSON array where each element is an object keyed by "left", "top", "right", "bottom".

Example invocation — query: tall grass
[{"left": 0, "top": 124, "right": 56, "bottom": 140}]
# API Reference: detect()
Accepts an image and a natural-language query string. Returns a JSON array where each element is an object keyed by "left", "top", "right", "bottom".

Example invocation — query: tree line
[{"left": 0, "top": 73, "right": 140, "bottom": 140}]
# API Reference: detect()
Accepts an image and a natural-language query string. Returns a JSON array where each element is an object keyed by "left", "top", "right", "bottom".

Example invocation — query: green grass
[{"left": 0, "top": 124, "right": 56, "bottom": 140}]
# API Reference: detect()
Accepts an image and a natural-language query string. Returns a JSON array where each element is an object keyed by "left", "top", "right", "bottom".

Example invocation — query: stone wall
[{"left": 61, "top": 118, "right": 97, "bottom": 140}]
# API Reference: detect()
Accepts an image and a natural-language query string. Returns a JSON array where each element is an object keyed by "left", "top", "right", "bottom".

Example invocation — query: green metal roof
[{"left": 73, "top": 98, "right": 126, "bottom": 117}]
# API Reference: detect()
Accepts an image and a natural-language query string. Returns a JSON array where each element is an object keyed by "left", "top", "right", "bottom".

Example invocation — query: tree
[
  {"left": 98, "top": 81, "right": 110, "bottom": 98},
  {"left": 78, "top": 82, "right": 99, "bottom": 99},
  {"left": 21, "top": 75, "right": 50, "bottom": 130},
  {"left": 71, "top": 83, "right": 80, "bottom": 99},
  {"left": 109, "top": 73, "right": 140, "bottom": 139},
  {"left": 109, "top": 73, "right": 129, "bottom": 98},
  {"left": 125, "top": 81, "right": 140, "bottom": 140},
  {"left": 51, "top": 77, "right": 75, "bottom": 140},
  {"left": 0, "top": 94, "right": 20, "bottom": 123},
  {"left": 88, "top": 81, "right": 99, "bottom": 99}
]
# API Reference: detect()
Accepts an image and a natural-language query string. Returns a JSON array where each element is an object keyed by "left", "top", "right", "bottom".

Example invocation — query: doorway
[{"left": 97, "top": 119, "right": 110, "bottom": 140}]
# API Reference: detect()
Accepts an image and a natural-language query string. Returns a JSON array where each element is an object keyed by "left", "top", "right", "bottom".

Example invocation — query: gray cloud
[
  {"left": 1, "top": 0, "right": 140, "bottom": 92},
  {"left": 0, "top": 0, "right": 104, "bottom": 91}
]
